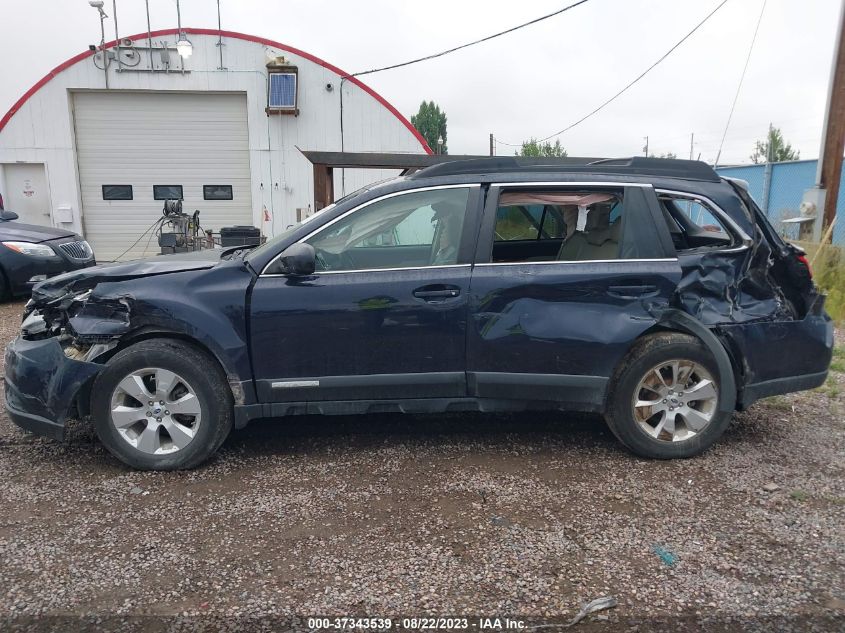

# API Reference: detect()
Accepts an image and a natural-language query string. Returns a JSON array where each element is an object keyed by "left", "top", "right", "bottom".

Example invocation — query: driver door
[{"left": 249, "top": 185, "right": 481, "bottom": 403}]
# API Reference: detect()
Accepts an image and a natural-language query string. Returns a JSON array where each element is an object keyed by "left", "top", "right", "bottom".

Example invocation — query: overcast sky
[{"left": 0, "top": 0, "right": 840, "bottom": 164}]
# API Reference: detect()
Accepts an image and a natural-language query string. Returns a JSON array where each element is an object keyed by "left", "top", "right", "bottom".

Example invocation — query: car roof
[{"left": 408, "top": 156, "right": 721, "bottom": 183}]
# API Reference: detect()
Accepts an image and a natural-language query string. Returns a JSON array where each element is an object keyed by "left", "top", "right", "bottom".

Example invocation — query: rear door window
[{"left": 484, "top": 186, "right": 673, "bottom": 264}]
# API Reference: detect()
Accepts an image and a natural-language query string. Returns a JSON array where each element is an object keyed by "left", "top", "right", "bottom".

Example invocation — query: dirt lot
[{"left": 0, "top": 298, "right": 843, "bottom": 632}]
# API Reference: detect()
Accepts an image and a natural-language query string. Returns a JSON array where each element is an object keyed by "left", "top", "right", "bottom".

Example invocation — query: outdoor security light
[
  {"left": 176, "top": 35, "right": 193, "bottom": 58},
  {"left": 88, "top": 0, "right": 107, "bottom": 19},
  {"left": 173, "top": 0, "right": 192, "bottom": 58}
]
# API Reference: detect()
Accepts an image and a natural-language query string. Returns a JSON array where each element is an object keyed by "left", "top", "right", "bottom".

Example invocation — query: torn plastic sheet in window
[{"left": 498, "top": 192, "right": 615, "bottom": 206}]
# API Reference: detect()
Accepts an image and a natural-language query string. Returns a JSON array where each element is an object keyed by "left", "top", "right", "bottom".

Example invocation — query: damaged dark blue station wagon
[{"left": 5, "top": 158, "right": 833, "bottom": 470}]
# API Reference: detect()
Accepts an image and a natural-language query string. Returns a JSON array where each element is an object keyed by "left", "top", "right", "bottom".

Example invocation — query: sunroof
[{"left": 269, "top": 73, "right": 296, "bottom": 109}]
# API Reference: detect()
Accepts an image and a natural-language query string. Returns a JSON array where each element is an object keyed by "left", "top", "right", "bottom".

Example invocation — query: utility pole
[
  {"left": 490, "top": 133, "right": 494, "bottom": 157},
  {"left": 689, "top": 133, "right": 694, "bottom": 160},
  {"left": 816, "top": 0, "right": 845, "bottom": 239},
  {"left": 643, "top": 136, "right": 649, "bottom": 157}
]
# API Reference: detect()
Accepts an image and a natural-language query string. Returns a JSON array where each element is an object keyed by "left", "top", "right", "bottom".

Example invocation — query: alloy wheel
[
  {"left": 632, "top": 359, "right": 718, "bottom": 442},
  {"left": 109, "top": 367, "right": 202, "bottom": 455}
]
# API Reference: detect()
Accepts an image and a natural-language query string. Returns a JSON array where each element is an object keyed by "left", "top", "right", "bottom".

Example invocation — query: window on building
[
  {"left": 267, "top": 71, "right": 298, "bottom": 113},
  {"left": 153, "top": 185, "right": 183, "bottom": 200},
  {"left": 203, "top": 185, "right": 233, "bottom": 201},
  {"left": 658, "top": 194, "right": 733, "bottom": 251},
  {"left": 102, "top": 185, "right": 133, "bottom": 201},
  {"left": 305, "top": 187, "right": 470, "bottom": 272}
]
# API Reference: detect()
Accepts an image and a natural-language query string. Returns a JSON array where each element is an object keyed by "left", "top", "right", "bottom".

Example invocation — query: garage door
[{"left": 73, "top": 92, "right": 252, "bottom": 261}]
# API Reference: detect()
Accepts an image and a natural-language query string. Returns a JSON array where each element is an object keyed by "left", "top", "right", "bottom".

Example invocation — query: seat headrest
[
  {"left": 585, "top": 219, "right": 621, "bottom": 246},
  {"left": 585, "top": 205, "right": 611, "bottom": 232}
]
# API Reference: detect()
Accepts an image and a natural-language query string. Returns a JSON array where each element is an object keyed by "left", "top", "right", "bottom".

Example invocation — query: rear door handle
[
  {"left": 413, "top": 285, "right": 461, "bottom": 301},
  {"left": 607, "top": 284, "right": 659, "bottom": 298}
]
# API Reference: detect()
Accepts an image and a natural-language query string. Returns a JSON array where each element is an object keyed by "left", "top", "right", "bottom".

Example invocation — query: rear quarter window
[{"left": 659, "top": 194, "right": 734, "bottom": 251}]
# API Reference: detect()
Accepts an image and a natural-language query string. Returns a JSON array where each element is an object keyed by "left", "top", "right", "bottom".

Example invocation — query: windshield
[{"left": 245, "top": 180, "right": 391, "bottom": 262}]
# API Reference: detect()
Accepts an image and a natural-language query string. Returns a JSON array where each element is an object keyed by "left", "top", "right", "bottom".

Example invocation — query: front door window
[{"left": 305, "top": 187, "right": 470, "bottom": 272}]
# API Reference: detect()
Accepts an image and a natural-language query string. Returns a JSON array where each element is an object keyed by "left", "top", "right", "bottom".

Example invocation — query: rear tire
[
  {"left": 605, "top": 332, "right": 731, "bottom": 459},
  {"left": 91, "top": 339, "right": 233, "bottom": 470}
]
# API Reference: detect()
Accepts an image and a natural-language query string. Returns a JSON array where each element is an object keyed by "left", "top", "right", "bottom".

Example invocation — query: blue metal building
[{"left": 715, "top": 160, "right": 845, "bottom": 245}]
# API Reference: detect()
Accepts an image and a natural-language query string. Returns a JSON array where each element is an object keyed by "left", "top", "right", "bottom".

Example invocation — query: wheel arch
[
  {"left": 76, "top": 329, "right": 244, "bottom": 418},
  {"left": 613, "top": 310, "right": 738, "bottom": 414}
]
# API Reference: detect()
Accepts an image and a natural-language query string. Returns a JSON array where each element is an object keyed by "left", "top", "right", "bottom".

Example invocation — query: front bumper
[{"left": 4, "top": 336, "right": 103, "bottom": 440}]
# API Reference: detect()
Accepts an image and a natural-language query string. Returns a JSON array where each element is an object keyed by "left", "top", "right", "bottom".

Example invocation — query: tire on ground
[
  {"left": 91, "top": 338, "right": 234, "bottom": 470},
  {"left": 605, "top": 332, "right": 732, "bottom": 459}
]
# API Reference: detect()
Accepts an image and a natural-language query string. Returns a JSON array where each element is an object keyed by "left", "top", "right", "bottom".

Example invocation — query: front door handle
[
  {"left": 413, "top": 284, "right": 461, "bottom": 302},
  {"left": 607, "top": 284, "right": 659, "bottom": 299}
]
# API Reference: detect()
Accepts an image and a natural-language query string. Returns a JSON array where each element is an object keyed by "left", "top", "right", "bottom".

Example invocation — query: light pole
[
  {"left": 89, "top": 1, "right": 109, "bottom": 88},
  {"left": 437, "top": 135, "right": 444, "bottom": 155}
]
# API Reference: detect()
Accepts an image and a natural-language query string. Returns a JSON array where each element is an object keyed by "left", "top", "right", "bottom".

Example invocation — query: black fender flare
[{"left": 655, "top": 309, "right": 737, "bottom": 414}]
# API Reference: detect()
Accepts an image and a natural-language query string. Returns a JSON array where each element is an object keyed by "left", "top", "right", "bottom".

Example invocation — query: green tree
[
  {"left": 411, "top": 101, "right": 447, "bottom": 154},
  {"left": 518, "top": 138, "right": 567, "bottom": 157},
  {"left": 750, "top": 124, "right": 800, "bottom": 163},
  {"left": 649, "top": 151, "right": 678, "bottom": 159}
]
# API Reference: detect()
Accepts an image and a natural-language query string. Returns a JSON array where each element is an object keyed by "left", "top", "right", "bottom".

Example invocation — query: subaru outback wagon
[{"left": 4, "top": 157, "right": 832, "bottom": 470}]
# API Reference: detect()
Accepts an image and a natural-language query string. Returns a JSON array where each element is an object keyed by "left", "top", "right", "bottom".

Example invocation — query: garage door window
[
  {"left": 153, "top": 185, "right": 183, "bottom": 200},
  {"left": 102, "top": 185, "right": 133, "bottom": 201},
  {"left": 203, "top": 185, "right": 233, "bottom": 201}
]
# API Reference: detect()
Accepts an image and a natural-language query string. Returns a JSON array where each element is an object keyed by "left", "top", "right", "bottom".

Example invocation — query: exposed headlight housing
[{"left": 2, "top": 241, "right": 56, "bottom": 257}]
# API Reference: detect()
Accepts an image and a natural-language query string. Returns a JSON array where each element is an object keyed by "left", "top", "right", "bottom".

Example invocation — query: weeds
[
  {"left": 814, "top": 372, "right": 841, "bottom": 398},
  {"left": 801, "top": 242, "right": 845, "bottom": 322}
]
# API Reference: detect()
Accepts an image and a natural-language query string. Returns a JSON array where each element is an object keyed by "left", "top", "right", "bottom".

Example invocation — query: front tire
[
  {"left": 605, "top": 333, "right": 731, "bottom": 459},
  {"left": 91, "top": 339, "right": 233, "bottom": 470}
]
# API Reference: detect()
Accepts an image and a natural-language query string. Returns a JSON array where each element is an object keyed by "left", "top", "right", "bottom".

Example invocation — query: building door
[
  {"left": 72, "top": 91, "right": 253, "bottom": 261},
  {"left": 2, "top": 163, "right": 50, "bottom": 226}
]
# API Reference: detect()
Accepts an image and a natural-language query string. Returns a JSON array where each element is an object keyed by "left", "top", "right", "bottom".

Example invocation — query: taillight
[{"left": 797, "top": 254, "right": 812, "bottom": 279}]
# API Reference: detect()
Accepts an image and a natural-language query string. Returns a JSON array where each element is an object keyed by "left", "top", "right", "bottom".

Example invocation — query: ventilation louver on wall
[{"left": 266, "top": 60, "right": 299, "bottom": 115}]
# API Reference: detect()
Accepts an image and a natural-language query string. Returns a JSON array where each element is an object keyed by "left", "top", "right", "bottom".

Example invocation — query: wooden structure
[{"left": 300, "top": 151, "right": 487, "bottom": 211}]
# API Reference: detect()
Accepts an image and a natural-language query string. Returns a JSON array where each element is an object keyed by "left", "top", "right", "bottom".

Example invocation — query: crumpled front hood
[{"left": 31, "top": 250, "right": 224, "bottom": 303}]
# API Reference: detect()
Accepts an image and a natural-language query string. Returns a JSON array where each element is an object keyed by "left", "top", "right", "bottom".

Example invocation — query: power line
[
  {"left": 351, "top": 0, "right": 592, "bottom": 77},
  {"left": 714, "top": 0, "right": 767, "bottom": 167},
  {"left": 535, "top": 0, "right": 731, "bottom": 142}
]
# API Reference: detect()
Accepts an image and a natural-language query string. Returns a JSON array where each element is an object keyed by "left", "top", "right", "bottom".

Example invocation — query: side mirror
[
  {"left": 0, "top": 210, "right": 19, "bottom": 221},
  {"left": 277, "top": 243, "right": 316, "bottom": 276}
]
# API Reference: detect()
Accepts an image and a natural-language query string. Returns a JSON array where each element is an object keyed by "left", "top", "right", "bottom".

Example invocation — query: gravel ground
[{"left": 0, "top": 298, "right": 842, "bottom": 632}]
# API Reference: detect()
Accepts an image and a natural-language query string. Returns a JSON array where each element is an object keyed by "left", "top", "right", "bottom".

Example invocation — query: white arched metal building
[{"left": 0, "top": 28, "right": 430, "bottom": 260}]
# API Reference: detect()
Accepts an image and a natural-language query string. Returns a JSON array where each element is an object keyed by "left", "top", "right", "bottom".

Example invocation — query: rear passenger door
[{"left": 467, "top": 182, "right": 682, "bottom": 409}]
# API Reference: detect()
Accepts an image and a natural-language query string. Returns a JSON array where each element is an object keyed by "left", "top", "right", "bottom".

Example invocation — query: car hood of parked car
[
  {"left": 30, "top": 249, "right": 225, "bottom": 303},
  {"left": 0, "top": 220, "right": 78, "bottom": 243}
]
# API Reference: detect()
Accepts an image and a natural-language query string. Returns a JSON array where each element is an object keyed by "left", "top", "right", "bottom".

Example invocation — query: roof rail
[{"left": 409, "top": 156, "right": 720, "bottom": 182}]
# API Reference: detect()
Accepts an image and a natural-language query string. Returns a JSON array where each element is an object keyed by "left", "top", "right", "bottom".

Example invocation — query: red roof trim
[{"left": 0, "top": 28, "right": 432, "bottom": 154}]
